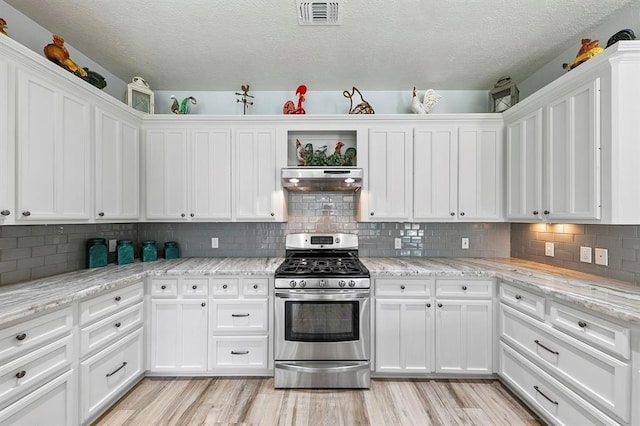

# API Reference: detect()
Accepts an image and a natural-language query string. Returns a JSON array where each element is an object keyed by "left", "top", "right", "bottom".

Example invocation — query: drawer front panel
[
  {"left": 242, "top": 278, "right": 269, "bottom": 297},
  {"left": 149, "top": 278, "right": 178, "bottom": 298},
  {"left": 500, "top": 304, "right": 630, "bottom": 421},
  {"left": 0, "top": 335, "right": 72, "bottom": 404},
  {"left": 499, "top": 282, "right": 545, "bottom": 321},
  {"left": 375, "top": 279, "right": 432, "bottom": 297},
  {"left": 211, "top": 300, "right": 268, "bottom": 332},
  {"left": 435, "top": 279, "right": 493, "bottom": 298},
  {"left": 211, "top": 279, "right": 239, "bottom": 298},
  {"left": 499, "top": 342, "right": 619, "bottom": 426},
  {"left": 210, "top": 336, "right": 268, "bottom": 369},
  {"left": 80, "top": 328, "right": 144, "bottom": 422},
  {"left": 549, "top": 302, "right": 630, "bottom": 359},
  {"left": 181, "top": 278, "right": 209, "bottom": 298},
  {"left": 80, "top": 281, "right": 144, "bottom": 325},
  {"left": 80, "top": 302, "right": 144, "bottom": 357},
  {"left": 0, "top": 307, "right": 72, "bottom": 362}
]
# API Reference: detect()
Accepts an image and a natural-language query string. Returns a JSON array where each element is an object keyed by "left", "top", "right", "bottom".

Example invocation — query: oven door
[{"left": 274, "top": 289, "right": 370, "bottom": 361}]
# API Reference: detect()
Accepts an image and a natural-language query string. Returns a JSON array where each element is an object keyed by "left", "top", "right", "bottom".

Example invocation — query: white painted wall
[{"left": 519, "top": 2, "right": 640, "bottom": 99}]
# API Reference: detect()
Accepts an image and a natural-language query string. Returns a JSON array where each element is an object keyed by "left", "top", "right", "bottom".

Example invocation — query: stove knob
[
  {"left": 338, "top": 280, "right": 346, "bottom": 288},
  {"left": 289, "top": 280, "right": 297, "bottom": 288},
  {"left": 319, "top": 280, "right": 327, "bottom": 288},
  {"left": 348, "top": 280, "right": 356, "bottom": 288},
  {"left": 299, "top": 280, "right": 307, "bottom": 288}
]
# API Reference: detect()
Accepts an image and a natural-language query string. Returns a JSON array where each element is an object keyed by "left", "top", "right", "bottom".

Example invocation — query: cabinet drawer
[
  {"left": 211, "top": 300, "right": 268, "bottom": 332},
  {"left": 0, "top": 335, "right": 72, "bottom": 404},
  {"left": 209, "top": 336, "right": 268, "bottom": 369},
  {"left": 435, "top": 279, "right": 493, "bottom": 298},
  {"left": 181, "top": 278, "right": 209, "bottom": 298},
  {"left": 0, "top": 307, "right": 72, "bottom": 362},
  {"left": 242, "top": 278, "right": 269, "bottom": 297},
  {"left": 149, "top": 278, "right": 178, "bottom": 298},
  {"left": 499, "top": 282, "right": 545, "bottom": 321},
  {"left": 375, "top": 279, "right": 432, "bottom": 297},
  {"left": 79, "top": 281, "right": 144, "bottom": 325},
  {"left": 500, "top": 304, "right": 630, "bottom": 422},
  {"left": 549, "top": 301, "right": 630, "bottom": 359},
  {"left": 80, "top": 302, "right": 144, "bottom": 357},
  {"left": 211, "top": 278, "right": 239, "bottom": 298},
  {"left": 499, "top": 342, "right": 619, "bottom": 426},
  {"left": 80, "top": 328, "right": 144, "bottom": 422}
]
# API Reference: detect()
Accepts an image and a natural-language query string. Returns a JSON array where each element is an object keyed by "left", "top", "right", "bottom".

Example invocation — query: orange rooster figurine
[
  {"left": 43, "top": 34, "right": 87, "bottom": 77},
  {"left": 283, "top": 85, "right": 307, "bottom": 114}
]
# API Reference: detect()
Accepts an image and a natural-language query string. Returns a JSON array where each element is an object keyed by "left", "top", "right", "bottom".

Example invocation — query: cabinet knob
[
  {"left": 190, "top": 213, "right": 195, "bottom": 217},
  {"left": 115, "top": 322, "right": 121, "bottom": 328},
  {"left": 543, "top": 210, "right": 550, "bottom": 215},
  {"left": 270, "top": 212, "right": 275, "bottom": 217},
  {"left": 15, "top": 370, "right": 26, "bottom": 379},
  {"left": 114, "top": 296, "right": 121, "bottom": 302},
  {"left": 201, "top": 302, "right": 206, "bottom": 307},
  {"left": 192, "top": 285, "right": 197, "bottom": 290},
  {"left": 515, "top": 294, "right": 522, "bottom": 300},
  {"left": 532, "top": 211, "right": 539, "bottom": 216},
  {"left": 161, "top": 285, "right": 167, "bottom": 290},
  {"left": 253, "top": 284, "right": 259, "bottom": 290},
  {"left": 437, "top": 303, "right": 443, "bottom": 308},
  {"left": 222, "top": 284, "right": 228, "bottom": 289},
  {"left": 462, "top": 285, "right": 467, "bottom": 291},
  {"left": 450, "top": 212, "right": 455, "bottom": 216},
  {"left": 0, "top": 210, "right": 10, "bottom": 216},
  {"left": 459, "top": 212, "right": 465, "bottom": 217},
  {"left": 400, "top": 285, "right": 405, "bottom": 290},
  {"left": 16, "top": 333, "right": 26, "bottom": 341},
  {"left": 98, "top": 212, "right": 105, "bottom": 217},
  {"left": 21, "top": 211, "right": 31, "bottom": 217},
  {"left": 370, "top": 212, "right": 374, "bottom": 216},
  {"left": 578, "top": 320, "right": 588, "bottom": 328},
  {"left": 181, "top": 213, "right": 186, "bottom": 217},
  {"left": 426, "top": 303, "right": 431, "bottom": 308}
]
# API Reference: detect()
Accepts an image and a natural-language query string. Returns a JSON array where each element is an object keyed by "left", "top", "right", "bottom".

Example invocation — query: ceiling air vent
[{"left": 297, "top": 1, "right": 343, "bottom": 25}]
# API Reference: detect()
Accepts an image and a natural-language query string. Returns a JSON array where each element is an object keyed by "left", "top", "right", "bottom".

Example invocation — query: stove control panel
[{"left": 277, "top": 278, "right": 370, "bottom": 289}]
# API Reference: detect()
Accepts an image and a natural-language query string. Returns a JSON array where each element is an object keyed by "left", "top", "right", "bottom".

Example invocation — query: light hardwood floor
[{"left": 94, "top": 377, "right": 543, "bottom": 426}]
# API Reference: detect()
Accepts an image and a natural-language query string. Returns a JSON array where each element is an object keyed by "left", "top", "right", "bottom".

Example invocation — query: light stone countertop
[{"left": 0, "top": 256, "right": 639, "bottom": 327}]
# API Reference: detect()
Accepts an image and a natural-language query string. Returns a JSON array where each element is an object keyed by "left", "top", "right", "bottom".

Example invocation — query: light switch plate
[
  {"left": 545, "top": 242, "right": 555, "bottom": 257},
  {"left": 579, "top": 246, "right": 592, "bottom": 263},
  {"left": 108, "top": 239, "right": 117, "bottom": 253},
  {"left": 394, "top": 238, "right": 402, "bottom": 249},
  {"left": 211, "top": 237, "right": 219, "bottom": 249},
  {"left": 595, "top": 248, "right": 608, "bottom": 266},
  {"left": 461, "top": 238, "right": 469, "bottom": 249}
]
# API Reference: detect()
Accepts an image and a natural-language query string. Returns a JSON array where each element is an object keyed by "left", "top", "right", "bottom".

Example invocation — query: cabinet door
[
  {"left": 189, "top": 128, "right": 232, "bottom": 220},
  {"left": 457, "top": 127, "right": 503, "bottom": 220},
  {"left": 413, "top": 126, "right": 457, "bottom": 220},
  {"left": 149, "top": 300, "right": 208, "bottom": 371},
  {"left": 366, "top": 129, "right": 412, "bottom": 221},
  {"left": 234, "top": 128, "right": 281, "bottom": 220},
  {"left": 506, "top": 110, "right": 543, "bottom": 221},
  {"left": 0, "top": 55, "right": 14, "bottom": 224},
  {"left": 545, "top": 79, "right": 601, "bottom": 220},
  {"left": 95, "top": 107, "right": 140, "bottom": 220},
  {"left": 145, "top": 128, "right": 188, "bottom": 220},
  {"left": 375, "top": 299, "right": 434, "bottom": 373},
  {"left": 16, "top": 70, "right": 91, "bottom": 221},
  {"left": 435, "top": 299, "right": 492, "bottom": 374}
]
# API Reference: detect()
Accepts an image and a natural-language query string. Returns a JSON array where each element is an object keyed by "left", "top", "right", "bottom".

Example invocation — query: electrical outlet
[
  {"left": 579, "top": 246, "right": 592, "bottom": 263},
  {"left": 394, "top": 238, "right": 402, "bottom": 249},
  {"left": 595, "top": 248, "right": 608, "bottom": 266},
  {"left": 461, "top": 238, "right": 469, "bottom": 249},
  {"left": 211, "top": 237, "right": 219, "bottom": 249},
  {"left": 108, "top": 239, "right": 117, "bottom": 253},
  {"left": 545, "top": 242, "right": 555, "bottom": 257}
]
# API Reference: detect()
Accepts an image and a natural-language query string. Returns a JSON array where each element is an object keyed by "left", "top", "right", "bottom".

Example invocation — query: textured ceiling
[{"left": 4, "top": 0, "right": 632, "bottom": 91}]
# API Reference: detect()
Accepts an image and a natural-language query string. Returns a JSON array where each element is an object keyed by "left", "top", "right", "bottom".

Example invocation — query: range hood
[{"left": 282, "top": 168, "right": 362, "bottom": 191}]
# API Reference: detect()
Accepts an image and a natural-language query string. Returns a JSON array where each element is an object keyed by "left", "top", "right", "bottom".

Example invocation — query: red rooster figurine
[{"left": 283, "top": 85, "right": 307, "bottom": 114}]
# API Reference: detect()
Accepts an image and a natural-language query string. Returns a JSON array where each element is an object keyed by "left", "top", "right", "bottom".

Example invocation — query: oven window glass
[{"left": 285, "top": 301, "right": 359, "bottom": 342}]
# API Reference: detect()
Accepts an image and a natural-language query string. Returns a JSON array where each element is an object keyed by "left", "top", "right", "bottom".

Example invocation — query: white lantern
[
  {"left": 127, "top": 76, "right": 154, "bottom": 114},
  {"left": 489, "top": 76, "right": 519, "bottom": 113}
]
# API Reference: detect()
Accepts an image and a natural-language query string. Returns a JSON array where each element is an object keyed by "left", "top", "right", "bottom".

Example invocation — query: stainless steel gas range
[{"left": 274, "top": 233, "right": 371, "bottom": 389}]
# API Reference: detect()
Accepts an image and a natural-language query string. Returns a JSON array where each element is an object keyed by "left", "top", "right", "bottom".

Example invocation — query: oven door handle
[
  {"left": 275, "top": 291, "right": 370, "bottom": 300},
  {"left": 277, "top": 361, "right": 369, "bottom": 373}
]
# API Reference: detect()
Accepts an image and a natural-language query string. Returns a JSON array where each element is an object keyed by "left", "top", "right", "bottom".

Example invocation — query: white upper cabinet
[
  {"left": 95, "top": 106, "right": 140, "bottom": 221},
  {"left": 365, "top": 128, "right": 412, "bottom": 221},
  {"left": 0, "top": 54, "right": 14, "bottom": 224},
  {"left": 15, "top": 68, "right": 92, "bottom": 222}
]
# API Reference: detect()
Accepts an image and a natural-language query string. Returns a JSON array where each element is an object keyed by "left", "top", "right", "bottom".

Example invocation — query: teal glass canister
[
  {"left": 86, "top": 238, "right": 108, "bottom": 269},
  {"left": 116, "top": 239, "right": 134, "bottom": 265},
  {"left": 141, "top": 240, "right": 158, "bottom": 262},
  {"left": 164, "top": 241, "right": 179, "bottom": 259}
]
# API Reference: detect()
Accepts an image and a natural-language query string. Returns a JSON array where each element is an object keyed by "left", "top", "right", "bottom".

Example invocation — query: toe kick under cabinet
[{"left": 148, "top": 275, "right": 272, "bottom": 376}]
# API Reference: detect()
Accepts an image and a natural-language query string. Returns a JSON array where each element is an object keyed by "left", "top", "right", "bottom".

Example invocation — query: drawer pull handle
[
  {"left": 533, "top": 385, "right": 558, "bottom": 405},
  {"left": 462, "top": 285, "right": 467, "bottom": 291},
  {"left": 115, "top": 296, "right": 122, "bottom": 302},
  {"left": 106, "top": 362, "right": 127, "bottom": 377},
  {"left": 578, "top": 321, "right": 588, "bottom": 328},
  {"left": 16, "top": 333, "right": 26, "bottom": 341},
  {"left": 201, "top": 303, "right": 206, "bottom": 307},
  {"left": 192, "top": 285, "right": 198, "bottom": 290},
  {"left": 534, "top": 340, "right": 559, "bottom": 355},
  {"left": 400, "top": 285, "right": 405, "bottom": 290},
  {"left": 253, "top": 284, "right": 259, "bottom": 290},
  {"left": 515, "top": 294, "right": 522, "bottom": 300},
  {"left": 437, "top": 303, "right": 443, "bottom": 308},
  {"left": 232, "top": 313, "right": 250, "bottom": 317},
  {"left": 222, "top": 284, "right": 228, "bottom": 289},
  {"left": 231, "top": 350, "right": 249, "bottom": 355},
  {"left": 15, "top": 370, "right": 26, "bottom": 379},
  {"left": 161, "top": 285, "right": 167, "bottom": 290},
  {"left": 426, "top": 303, "right": 431, "bottom": 308},
  {"left": 115, "top": 322, "right": 122, "bottom": 328}
]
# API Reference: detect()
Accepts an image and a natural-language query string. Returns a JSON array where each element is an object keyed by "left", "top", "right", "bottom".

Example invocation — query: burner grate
[{"left": 278, "top": 257, "right": 366, "bottom": 275}]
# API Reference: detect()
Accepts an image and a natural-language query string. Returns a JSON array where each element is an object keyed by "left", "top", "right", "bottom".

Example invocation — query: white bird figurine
[{"left": 410, "top": 87, "right": 441, "bottom": 114}]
